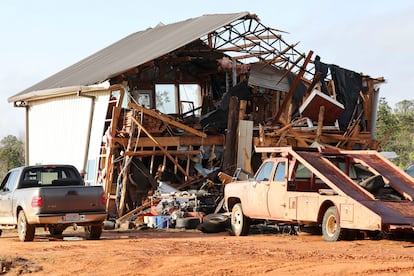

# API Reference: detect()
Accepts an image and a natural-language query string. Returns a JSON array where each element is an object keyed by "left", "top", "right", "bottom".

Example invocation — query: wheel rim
[
  {"left": 233, "top": 206, "right": 242, "bottom": 231},
  {"left": 18, "top": 215, "right": 26, "bottom": 239},
  {"left": 326, "top": 214, "right": 337, "bottom": 237}
]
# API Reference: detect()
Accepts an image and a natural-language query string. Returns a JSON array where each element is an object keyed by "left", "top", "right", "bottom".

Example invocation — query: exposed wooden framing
[
  {"left": 271, "top": 117, "right": 308, "bottom": 136},
  {"left": 263, "top": 42, "right": 300, "bottom": 67},
  {"left": 244, "top": 34, "right": 282, "bottom": 40},
  {"left": 219, "top": 42, "right": 257, "bottom": 51},
  {"left": 118, "top": 109, "right": 137, "bottom": 215},
  {"left": 112, "top": 135, "right": 224, "bottom": 148},
  {"left": 275, "top": 52, "right": 306, "bottom": 86},
  {"left": 232, "top": 52, "right": 284, "bottom": 63},
  {"left": 130, "top": 116, "right": 191, "bottom": 179},
  {"left": 124, "top": 150, "right": 201, "bottom": 157},
  {"left": 278, "top": 117, "right": 308, "bottom": 147},
  {"left": 128, "top": 102, "right": 207, "bottom": 138}
]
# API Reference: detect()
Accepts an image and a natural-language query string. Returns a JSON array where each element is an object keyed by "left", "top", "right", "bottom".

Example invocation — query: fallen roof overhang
[{"left": 9, "top": 85, "right": 109, "bottom": 103}]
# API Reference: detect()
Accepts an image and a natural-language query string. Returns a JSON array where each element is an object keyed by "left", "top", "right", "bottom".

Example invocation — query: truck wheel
[
  {"left": 322, "top": 206, "right": 343, "bottom": 242},
  {"left": 231, "top": 203, "right": 250, "bottom": 236},
  {"left": 17, "top": 210, "right": 35, "bottom": 242},
  {"left": 84, "top": 225, "right": 102, "bottom": 240}
]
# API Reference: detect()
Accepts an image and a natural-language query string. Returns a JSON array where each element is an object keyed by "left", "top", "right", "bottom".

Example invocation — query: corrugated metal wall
[{"left": 28, "top": 91, "right": 109, "bottom": 176}]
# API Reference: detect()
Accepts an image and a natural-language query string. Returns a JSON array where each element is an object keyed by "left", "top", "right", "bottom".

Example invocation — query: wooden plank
[
  {"left": 237, "top": 120, "right": 253, "bottom": 171},
  {"left": 279, "top": 117, "right": 308, "bottom": 147},
  {"left": 112, "top": 135, "right": 224, "bottom": 148},
  {"left": 124, "top": 150, "right": 201, "bottom": 157},
  {"left": 315, "top": 106, "right": 325, "bottom": 144},
  {"left": 222, "top": 97, "right": 240, "bottom": 174},
  {"left": 244, "top": 34, "right": 282, "bottom": 40},
  {"left": 128, "top": 102, "right": 207, "bottom": 138},
  {"left": 273, "top": 50, "right": 313, "bottom": 122}
]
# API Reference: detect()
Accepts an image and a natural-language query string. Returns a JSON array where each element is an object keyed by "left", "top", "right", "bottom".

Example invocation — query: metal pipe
[
  {"left": 77, "top": 89, "right": 96, "bottom": 176},
  {"left": 25, "top": 104, "right": 29, "bottom": 165}
]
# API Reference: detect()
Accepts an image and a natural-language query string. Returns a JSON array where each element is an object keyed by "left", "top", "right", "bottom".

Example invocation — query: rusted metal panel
[
  {"left": 293, "top": 151, "right": 371, "bottom": 201},
  {"left": 347, "top": 152, "right": 414, "bottom": 197}
]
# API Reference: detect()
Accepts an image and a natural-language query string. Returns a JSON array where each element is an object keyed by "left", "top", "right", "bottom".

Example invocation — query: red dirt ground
[{"left": 1, "top": 227, "right": 414, "bottom": 275}]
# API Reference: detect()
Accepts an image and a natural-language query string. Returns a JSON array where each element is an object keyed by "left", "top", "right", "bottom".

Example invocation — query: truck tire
[
  {"left": 17, "top": 210, "right": 35, "bottom": 242},
  {"left": 84, "top": 225, "right": 103, "bottom": 240},
  {"left": 322, "top": 206, "right": 343, "bottom": 242},
  {"left": 231, "top": 203, "right": 250, "bottom": 236},
  {"left": 175, "top": 217, "right": 200, "bottom": 229},
  {"left": 200, "top": 214, "right": 229, "bottom": 233}
]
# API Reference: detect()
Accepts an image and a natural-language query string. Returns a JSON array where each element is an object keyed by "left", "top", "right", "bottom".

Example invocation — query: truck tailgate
[{"left": 38, "top": 186, "right": 105, "bottom": 213}]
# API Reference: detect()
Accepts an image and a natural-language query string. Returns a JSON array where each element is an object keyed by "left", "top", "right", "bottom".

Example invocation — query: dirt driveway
[{"left": 1, "top": 227, "right": 414, "bottom": 275}]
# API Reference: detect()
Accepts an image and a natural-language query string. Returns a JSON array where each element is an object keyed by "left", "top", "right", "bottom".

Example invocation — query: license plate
[{"left": 64, "top": 213, "right": 80, "bottom": 222}]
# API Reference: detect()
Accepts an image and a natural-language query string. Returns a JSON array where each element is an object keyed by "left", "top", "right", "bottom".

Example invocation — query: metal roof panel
[{"left": 9, "top": 12, "right": 249, "bottom": 102}]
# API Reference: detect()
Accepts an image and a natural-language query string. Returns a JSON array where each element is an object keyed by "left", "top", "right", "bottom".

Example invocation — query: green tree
[
  {"left": 376, "top": 98, "right": 414, "bottom": 169},
  {"left": 0, "top": 135, "right": 25, "bottom": 179}
]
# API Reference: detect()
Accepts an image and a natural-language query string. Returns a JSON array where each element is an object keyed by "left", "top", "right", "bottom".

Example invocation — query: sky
[{"left": 1, "top": 0, "right": 413, "bottom": 140}]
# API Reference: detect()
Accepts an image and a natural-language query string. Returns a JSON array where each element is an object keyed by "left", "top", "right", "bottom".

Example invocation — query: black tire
[
  {"left": 175, "top": 217, "right": 200, "bottom": 229},
  {"left": 321, "top": 206, "right": 343, "bottom": 242},
  {"left": 49, "top": 225, "right": 66, "bottom": 236},
  {"left": 84, "top": 225, "right": 103, "bottom": 240},
  {"left": 17, "top": 210, "right": 35, "bottom": 242},
  {"left": 230, "top": 203, "right": 250, "bottom": 236},
  {"left": 0, "top": 229, "right": 2, "bottom": 237},
  {"left": 200, "top": 214, "right": 229, "bottom": 233}
]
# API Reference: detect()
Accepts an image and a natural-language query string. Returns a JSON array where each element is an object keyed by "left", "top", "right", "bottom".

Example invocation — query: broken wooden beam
[
  {"left": 128, "top": 102, "right": 207, "bottom": 138},
  {"left": 273, "top": 50, "right": 313, "bottom": 122}
]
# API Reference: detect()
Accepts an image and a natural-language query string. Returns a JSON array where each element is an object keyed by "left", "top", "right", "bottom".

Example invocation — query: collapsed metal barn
[{"left": 9, "top": 12, "right": 385, "bottom": 223}]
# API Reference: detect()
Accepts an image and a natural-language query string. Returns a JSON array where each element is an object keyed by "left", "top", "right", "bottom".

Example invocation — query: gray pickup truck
[{"left": 0, "top": 164, "right": 107, "bottom": 241}]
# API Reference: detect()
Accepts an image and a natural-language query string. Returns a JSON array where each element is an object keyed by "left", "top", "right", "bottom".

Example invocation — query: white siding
[{"left": 28, "top": 91, "right": 109, "bottom": 173}]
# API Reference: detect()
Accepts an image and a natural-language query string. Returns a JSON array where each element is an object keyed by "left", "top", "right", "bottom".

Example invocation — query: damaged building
[{"left": 8, "top": 12, "right": 385, "bottom": 225}]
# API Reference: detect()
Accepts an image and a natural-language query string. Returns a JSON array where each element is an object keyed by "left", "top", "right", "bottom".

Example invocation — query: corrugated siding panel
[
  {"left": 28, "top": 91, "right": 110, "bottom": 171},
  {"left": 88, "top": 92, "right": 110, "bottom": 160}
]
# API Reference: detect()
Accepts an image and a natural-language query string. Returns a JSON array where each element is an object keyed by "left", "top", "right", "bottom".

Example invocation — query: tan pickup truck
[{"left": 224, "top": 146, "right": 414, "bottom": 241}]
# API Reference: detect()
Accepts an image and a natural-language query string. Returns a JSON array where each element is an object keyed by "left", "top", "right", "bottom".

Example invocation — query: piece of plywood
[{"left": 299, "top": 89, "right": 344, "bottom": 124}]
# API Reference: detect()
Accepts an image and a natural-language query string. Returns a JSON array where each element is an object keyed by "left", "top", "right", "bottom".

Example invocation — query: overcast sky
[{"left": 1, "top": 0, "right": 413, "bottom": 139}]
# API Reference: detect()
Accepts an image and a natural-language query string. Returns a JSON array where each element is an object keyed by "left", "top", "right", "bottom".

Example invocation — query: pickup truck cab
[
  {"left": 0, "top": 165, "right": 107, "bottom": 241},
  {"left": 225, "top": 147, "right": 414, "bottom": 241}
]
